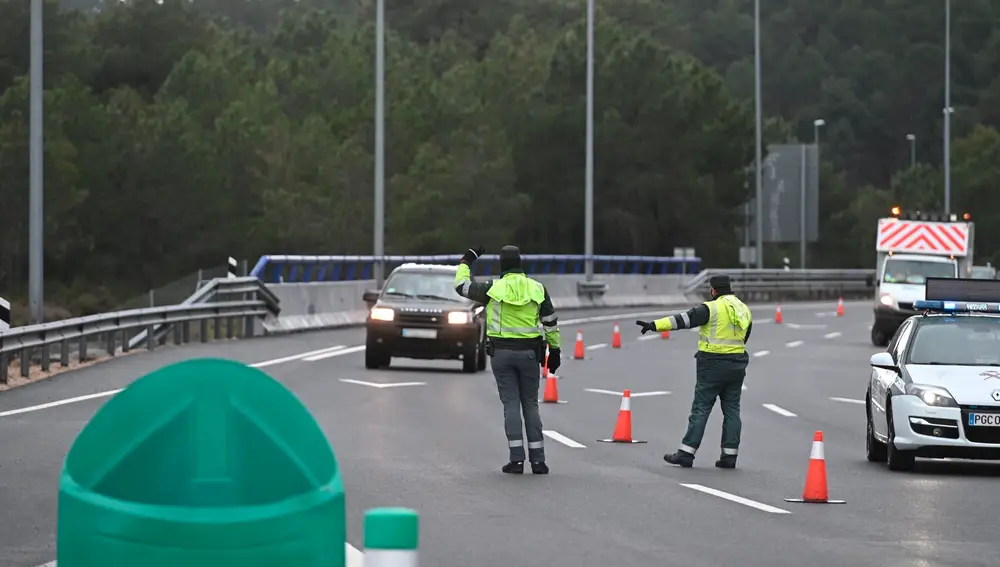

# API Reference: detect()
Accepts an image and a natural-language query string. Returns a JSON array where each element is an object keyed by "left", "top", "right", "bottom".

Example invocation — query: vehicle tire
[
  {"left": 476, "top": 338, "right": 487, "bottom": 371},
  {"left": 462, "top": 342, "right": 478, "bottom": 373},
  {"left": 870, "top": 325, "right": 889, "bottom": 347},
  {"left": 885, "top": 399, "right": 916, "bottom": 471},
  {"left": 365, "top": 345, "right": 390, "bottom": 370},
  {"left": 865, "top": 392, "right": 887, "bottom": 462}
]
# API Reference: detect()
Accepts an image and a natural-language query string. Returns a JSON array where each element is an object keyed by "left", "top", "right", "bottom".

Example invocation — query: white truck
[{"left": 871, "top": 214, "right": 975, "bottom": 346}]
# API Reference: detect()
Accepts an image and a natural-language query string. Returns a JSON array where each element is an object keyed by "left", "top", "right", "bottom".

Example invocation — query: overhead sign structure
[{"left": 744, "top": 144, "right": 820, "bottom": 244}]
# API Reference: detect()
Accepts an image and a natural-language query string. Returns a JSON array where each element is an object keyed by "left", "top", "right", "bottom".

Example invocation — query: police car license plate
[
  {"left": 402, "top": 328, "right": 437, "bottom": 339},
  {"left": 968, "top": 413, "right": 1000, "bottom": 427}
]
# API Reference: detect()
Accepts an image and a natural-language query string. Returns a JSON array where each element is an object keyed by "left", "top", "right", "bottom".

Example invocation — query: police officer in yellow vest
[
  {"left": 455, "top": 245, "right": 561, "bottom": 474},
  {"left": 635, "top": 274, "right": 752, "bottom": 469}
]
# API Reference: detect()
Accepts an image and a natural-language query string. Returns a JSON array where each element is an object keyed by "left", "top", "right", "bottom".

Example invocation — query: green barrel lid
[{"left": 363, "top": 507, "right": 419, "bottom": 550}]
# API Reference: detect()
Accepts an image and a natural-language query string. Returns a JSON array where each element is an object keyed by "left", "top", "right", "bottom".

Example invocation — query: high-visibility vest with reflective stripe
[
  {"left": 485, "top": 273, "right": 546, "bottom": 339},
  {"left": 697, "top": 294, "right": 752, "bottom": 354}
]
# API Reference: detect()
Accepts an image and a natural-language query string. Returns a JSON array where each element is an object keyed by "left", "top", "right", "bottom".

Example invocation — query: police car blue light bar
[{"left": 913, "top": 300, "right": 1000, "bottom": 313}]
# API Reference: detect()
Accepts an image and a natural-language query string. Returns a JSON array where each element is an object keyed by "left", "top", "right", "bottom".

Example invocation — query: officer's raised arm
[
  {"left": 538, "top": 286, "right": 562, "bottom": 351},
  {"left": 454, "top": 246, "right": 492, "bottom": 304},
  {"left": 635, "top": 303, "right": 710, "bottom": 334}
]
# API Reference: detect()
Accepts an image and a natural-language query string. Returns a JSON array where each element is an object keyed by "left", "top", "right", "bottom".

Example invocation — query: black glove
[
  {"left": 462, "top": 245, "right": 485, "bottom": 264},
  {"left": 546, "top": 348, "right": 561, "bottom": 373},
  {"left": 636, "top": 320, "right": 656, "bottom": 335}
]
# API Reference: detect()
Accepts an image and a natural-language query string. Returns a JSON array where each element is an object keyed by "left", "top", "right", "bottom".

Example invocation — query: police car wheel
[
  {"left": 870, "top": 325, "right": 889, "bottom": 347},
  {"left": 885, "top": 400, "right": 916, "bottom": 471},
  {"left": 865, "top": 393, "right": 887, "bottom": 462}
]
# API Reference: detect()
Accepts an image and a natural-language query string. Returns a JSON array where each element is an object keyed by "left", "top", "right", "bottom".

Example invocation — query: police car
[{"left": 866, "top": 278, "right": 1000, "bottom": 471}]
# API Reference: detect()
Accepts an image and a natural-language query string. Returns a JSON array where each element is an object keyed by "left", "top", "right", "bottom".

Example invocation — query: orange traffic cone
[
  {"left": 597, "top": 390, "right": 647, "bottom": 444},
  {"left": 541, "top": 347, "right": 549, "bottom": 378},
  {"left": 573, "top": 329, "right": 585, "bottom": 359},
  {"left": 836, "top": 297, "right": 844, "bottom": 317},
  {"left": 540, "top": 372, "right": 567, "bottom": 404},
  {"left": 661, "top": 329, "right": 670, "bottom": 339},
  {"left": 612, "top": 322, "right": 622, "bottom": 348},
  {"left": 775, "top": 303, "right": 783, "bottom": 324},
  {"left": 784, "top": 431, "right": 845, "bottom": 504}
]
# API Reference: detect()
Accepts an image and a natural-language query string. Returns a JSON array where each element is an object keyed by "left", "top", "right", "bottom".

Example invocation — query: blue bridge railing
[{"left": 250, "top": 255, "right": 701, "bottom": 283}]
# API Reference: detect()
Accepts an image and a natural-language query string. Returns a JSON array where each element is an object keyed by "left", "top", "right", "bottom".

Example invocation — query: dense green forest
[{"left": 1, "top": 0, "right": 999, "bottom": 318}]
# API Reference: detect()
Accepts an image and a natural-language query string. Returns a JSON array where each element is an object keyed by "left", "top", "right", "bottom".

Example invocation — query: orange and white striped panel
[{"left": 876, "top": 218, "right": 970, "bottom": 255}]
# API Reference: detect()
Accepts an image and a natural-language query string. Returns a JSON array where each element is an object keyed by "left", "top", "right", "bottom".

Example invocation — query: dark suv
[{"left": 363, "top": 263, "right": 487, "bottom": 373}]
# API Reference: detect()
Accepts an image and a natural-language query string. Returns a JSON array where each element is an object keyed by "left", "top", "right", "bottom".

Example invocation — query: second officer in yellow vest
[
  {"left": 635, "top": 274, "right": 752, "bottom": 469},
  {"left": 454, "top": 245, "right": 561, "bottom": 475}
]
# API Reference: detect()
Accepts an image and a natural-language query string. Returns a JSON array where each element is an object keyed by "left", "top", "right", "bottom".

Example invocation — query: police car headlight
[
  {"left": 370, "top": 307, "right": 395, "bottom": 321},
  {"left": 879, "top": 293, "right": 895, "bottom": 307},
  {"left": 448, "top": 311, "right": 470, "bottom": 324},
  {"left": 906, "top": 383, "right": 958, "bottom": 407}
]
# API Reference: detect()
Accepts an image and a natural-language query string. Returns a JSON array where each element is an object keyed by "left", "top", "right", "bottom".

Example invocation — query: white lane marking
[
  {"left": 544, "top": 430, "right": 586, "bottom": 448},
  {"left": 340, "top": 379, "right": 425, "bottom": 389},
  {"left": 742, "top": 384, "right": 748, "bottom": 391},
  {"left": 249, "top": 345, "right": 346, "bottom": 367},
  {"left": 638, "top": 335, "right": 659, "bottom": 341},
  {"left": 756, "top": 318, "right": 774, "bottom": 324},
  {"left": 631, "top": 391, "right": 671, "bottom": 397},
  {"left": 753, "top": 350, "right": 770, "bottom": 357},
  {"left": 585, "top": 388, "right": 623, "bottom": 396},
  {"left": 830, "top": 397, "right": 865, "bottom": 405},
  {"left": 785, "top": 323, "right": 826, "bottom": 330},
  {"left": 762, "top": 403, "right": 797, "bottom": 417},
  {"left": 786, "top": 341, "right": 803, "bottom": 348},
  {"left": 680, "top": 483, "right": 791, "bottom": 514},
  {"left": 587, "top": 343, "right": 608, "bottom": 350},
  {"left": 0, "top": 390, "right": 123, "bottom": 418},
  {"left": 824, "top": 332, "right": 842, "bottom": 339},
  {"left": 867, "top": 324, "right": 873, "bottom": 331},
  {"left": 38, "top": 544, "right": 365, "bottom": 567},
  {"left": 304, "top": 345, "right": 367, "bottom": 361}
]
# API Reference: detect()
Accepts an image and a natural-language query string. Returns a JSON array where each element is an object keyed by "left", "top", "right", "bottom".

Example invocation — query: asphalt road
[{"left": 3, "top": 300, "right": 1000, "bottom": 567}]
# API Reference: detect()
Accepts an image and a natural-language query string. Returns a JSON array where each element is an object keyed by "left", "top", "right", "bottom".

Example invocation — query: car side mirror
[
  {"left": 870, "top": 352, "right": 897, "bottom": 371},
  {"left": 362, "top": 289, "right": 380, "bottom": 304}
]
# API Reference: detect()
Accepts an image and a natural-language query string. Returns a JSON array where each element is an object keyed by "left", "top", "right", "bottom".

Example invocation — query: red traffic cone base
[
  {"left": 597, "top": 390, "right": 647, "bottom": 444},
  {"left": 540, "top": 373, "right": 567, "bottom": 404},
  {"left": 785, "top": 431, "right": 845, "bottom": 504}
]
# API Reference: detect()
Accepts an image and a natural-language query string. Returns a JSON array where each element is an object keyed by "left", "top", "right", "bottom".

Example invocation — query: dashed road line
[
  {"left": 584, "top": 389, "right": 670, "bottom": 397},
  {"left": 786, "top": 341, "right": 803, "bottom": 348},
  {"left": 824, "top": 332, "right": 842, "bottom": 339},
  {"left": 0, "top": 390, "right": 123, "bottom": 418},
  {"left": 585, "top": 388, "right": 623, "bottom": 396},
  {"left": 304, "top": 345, "right": 366, "bottom": 361},
  {"left": 250, "top": 345, "right": 346, "bottom": 367},
  {"left": 830, "top": 397, "right": 865, "bottom": 405},
  {"left": 340, "top": 379, "right": 425, "bottom": 389},
  {"left": 753, "top": 350, "right": 770, "bottom": 357},
  {"left": 586, "top": 343, "right": 608, "bottom": 350},
  {"left": 544, "top": 430, "right": 587, "bottom": 448},
  {"left": 762, "top": 403, "right": 797, "bottom": 417},
  {"left": 638, "top": 335, "right": 660, "bottom": 341},
  {"left": 680, "top": 483, "right": 791, "bottom": 514}
]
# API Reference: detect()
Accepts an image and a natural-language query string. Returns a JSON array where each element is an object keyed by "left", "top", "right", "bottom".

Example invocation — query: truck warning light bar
[{"left": 890, "top": 207, "right": 970, "bottom": 222}]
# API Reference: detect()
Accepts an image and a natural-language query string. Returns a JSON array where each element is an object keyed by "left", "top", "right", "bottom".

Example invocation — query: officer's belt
[{"left": 488, "top": 336, "right": 542, "bottom": 350}]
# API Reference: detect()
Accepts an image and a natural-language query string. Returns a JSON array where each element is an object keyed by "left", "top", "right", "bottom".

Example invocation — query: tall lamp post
[
  {"left": 943, "top": 0, "right": 951, "bottom": 216},
  {"left": 373, "top": 0, "right": 385, "bottom": 288},
  {"left": 906, "top": 134, "right": 916, "bottom": 168},
  {"left": 29, "top": 0, "right": 44, "bottom": 324},
  {"left": 753, "top": 0, "right": 763, "bottom": 269},
  {"left": 584, "top": 0, "right": 595, "bottom": 281},
  {"left": 802, "top": 118, "right": 824, "bottom": 269}
]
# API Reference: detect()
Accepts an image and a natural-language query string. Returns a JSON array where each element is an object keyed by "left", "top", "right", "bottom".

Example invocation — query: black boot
[
  {"left": 663, "top": 450, "right": 695, "bottom": 468},
  {"left": 502, "top": 461, "right": 524, "bottom": 474},
  {"left": 715, "top": 456, "right": 737, "bottom": 469},
  {"left": 531, "top": 461, "right": 549, "bottom": 475}
]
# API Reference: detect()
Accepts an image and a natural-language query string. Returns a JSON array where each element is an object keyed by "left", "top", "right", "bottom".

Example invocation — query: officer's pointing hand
[
  {"left": 546, "top": 348, "right": 561, "bottom": 373},
  {"left": 462, "top": 245, "right": 485, "bottom": 264},
  {"left": 635, "top": 320, "right": 655, "bottom": 335}
]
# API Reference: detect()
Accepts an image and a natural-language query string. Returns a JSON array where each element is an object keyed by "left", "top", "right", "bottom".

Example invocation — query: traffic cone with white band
[
  {"left": 597, "top": 390, "right": 647, "bottom": 444},
  {"left": 837, "top": 297, "right": 845, "bottom": 317},
  {"left": 364, "top": 507, "right": 419, "bottom": 566},
  {"left": 775, "top": 303, "right": 783, "bottom": 324},
  {"left": 612, "top": 322, "right": 622, "bottom": 348},
  {"left": 573, "top": 329, "right": 585, "bottom": 359},
  {"left": 542, "top": 346, "right": 549, "bottom": 379},
  {"left": 784, "top": 431, "right": 845, "bottom": 504}
]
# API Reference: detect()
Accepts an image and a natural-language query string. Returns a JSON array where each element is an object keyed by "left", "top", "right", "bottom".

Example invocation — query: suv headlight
[
  {"left": 448, "top": 311, "right": 470, "bottom": 324},
  {"left": 905, "top": 383, "right": 958, "bottom": 407},
  {"left": 879, "top": 293, "right": 894, "bottom": 307},
  {"left": 370, "top": 307, "right": 394, "bottom": 321}
]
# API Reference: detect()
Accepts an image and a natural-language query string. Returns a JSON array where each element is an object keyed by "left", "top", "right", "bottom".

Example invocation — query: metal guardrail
[
  {"left": 0, "top": 277, "right": 281, "bottom": 384},
  {"left": 682, "top": 269, "right": 877, "bottom": 301},
  {"left": 249, "top": 254, "right": 702, "bottom": 282}
]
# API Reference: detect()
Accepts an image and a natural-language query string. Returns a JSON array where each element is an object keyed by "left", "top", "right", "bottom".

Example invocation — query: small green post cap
[{"left": 363, "top": 507, "right": 419, "bottom": 550}]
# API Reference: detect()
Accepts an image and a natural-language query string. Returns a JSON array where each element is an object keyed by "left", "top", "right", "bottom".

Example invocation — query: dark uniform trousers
[
  {"left": 680, "top": 351, "right": 750, "bottom": 455},
  {"left": 491, "top": 348, "right": 545, "bottom": 463}
]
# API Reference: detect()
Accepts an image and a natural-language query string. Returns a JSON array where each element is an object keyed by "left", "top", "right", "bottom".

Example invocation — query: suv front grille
[{"left": 396, "top": 312, "right": 444, "bottom": 327}]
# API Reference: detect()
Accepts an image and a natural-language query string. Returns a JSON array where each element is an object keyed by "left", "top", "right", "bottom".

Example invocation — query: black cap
[
  {"left": 709, "top": 274, "right": 732, "bottom": 293},
  {"left": 500, "top": 245, "right": 521, "bottom": 273}
]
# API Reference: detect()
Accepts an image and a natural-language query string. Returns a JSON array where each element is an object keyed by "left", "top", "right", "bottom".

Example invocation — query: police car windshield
[
  {"left": 383, "top": 272, "right": 465, "bottom": 302},
  {"left": 907, "top": 318, "right": 1000, "bottom": 366},
  {"left": 883, "top": 258, "right": 956, "bottom": 285}
]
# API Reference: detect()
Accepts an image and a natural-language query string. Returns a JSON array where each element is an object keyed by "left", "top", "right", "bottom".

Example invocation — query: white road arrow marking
[
  {"left": 584, "top": 388, "right": 670, "bottom": 397},
  {"left": 340, "top": 379, "right": 426, "bottom": 389}
]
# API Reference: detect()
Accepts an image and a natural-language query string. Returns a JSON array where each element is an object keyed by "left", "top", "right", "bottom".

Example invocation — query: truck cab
[{"left": 871, "top": 212, "right": 974, "bottom": 347}]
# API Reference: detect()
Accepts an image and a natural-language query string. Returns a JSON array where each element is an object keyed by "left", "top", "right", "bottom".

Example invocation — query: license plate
[
  {"left": 402, "top": 328, "right": 437, "bottom": 339},
  {"left": 968, "top": 413, "right": 1000, "bottom": 427}
]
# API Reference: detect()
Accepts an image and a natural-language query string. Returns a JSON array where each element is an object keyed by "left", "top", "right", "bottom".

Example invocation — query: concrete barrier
[{"left": 261, "top": 275, "right": 694, "bottom": 334}]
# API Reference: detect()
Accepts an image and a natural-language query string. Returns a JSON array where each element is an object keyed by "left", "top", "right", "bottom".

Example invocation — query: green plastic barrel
[{"left": 56, "top": 358, "right": 346, "bottom": 567}]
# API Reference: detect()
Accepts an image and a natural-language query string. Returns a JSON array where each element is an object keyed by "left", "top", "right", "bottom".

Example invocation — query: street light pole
[
  {"left": 813, "top": 118, "right": 824, "bottom": 147},
  {"left": 373, "top": 0, "right": 385, "bottom": 288},
  {"left": 804, "top": 118, "right": 824, "bottom": 270},
  {"left": 944, "top": 0, "right": 951, "bottom": 216},
  {"left": 584, "top": 0, "right": 595, "bottom": 281},
  {"left": 906, "top": 134, "right": 916, "bottom": 168},
  {"left": 29, "top": 0, "right": 44, "bottom": 324},
  {"left": 753, "top": 0, "right": 763, "bottom": 269}
]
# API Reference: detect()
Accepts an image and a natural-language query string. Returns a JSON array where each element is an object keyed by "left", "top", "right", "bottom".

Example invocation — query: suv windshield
[
  {"left": 882, "top": 258, "right": 956, "bottom": 284},
  {"left": 382, "top": 271, "right": 466, "bottom": 303},
  {"left": 907, "top": 318, "right": 1000, "bottom": 366}
]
